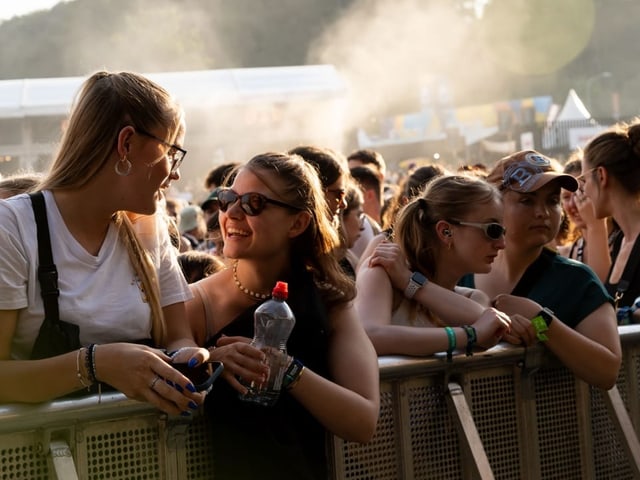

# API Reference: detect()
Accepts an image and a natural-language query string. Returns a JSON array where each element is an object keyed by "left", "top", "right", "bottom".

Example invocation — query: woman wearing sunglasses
[
  {"left": 356, "top": 174, "right": 511, "bottom": 358},
  {"left": 185, "top": 152, "right": 379, "bottom": 479},
  {"left": 460, "top": 150, "right": 621, "bottom": 389},
  {"left": 0, "top": 71, "right": 208, "bottom": 413}
]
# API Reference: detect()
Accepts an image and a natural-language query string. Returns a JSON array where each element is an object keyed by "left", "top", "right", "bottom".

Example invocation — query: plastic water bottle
[{"left": 239, "top": 281, "right": 296, "bottom": 406}]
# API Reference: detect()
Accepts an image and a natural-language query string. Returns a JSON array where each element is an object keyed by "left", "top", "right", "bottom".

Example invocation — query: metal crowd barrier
[{"left": 2, "top": 326, "right": 640, "bottom": 479}]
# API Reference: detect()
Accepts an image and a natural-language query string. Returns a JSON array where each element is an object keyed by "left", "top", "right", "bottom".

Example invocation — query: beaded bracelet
[
  {"left": 444, "top": 327, "right": 456, "bottom": 363},
  {"left": 76, "top": 348, "right": 92, "bottom": 390},
  {"left": 462, "top": 325, "right": 477, "bottom": 357},
  {"left": 86, "top": 343, "right": 98, "bottom": 384}
]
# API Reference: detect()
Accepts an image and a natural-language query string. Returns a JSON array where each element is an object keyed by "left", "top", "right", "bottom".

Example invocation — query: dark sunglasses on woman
[{"left": 217, "top": 188, "right": 301, "bottom": 216}]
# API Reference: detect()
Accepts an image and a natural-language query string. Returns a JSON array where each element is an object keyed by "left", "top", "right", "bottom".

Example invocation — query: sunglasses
[
  {"left": 136, "top": 128, "right": 187, "bottom": 175},
  {"left": 448, "top": 219, "right": 506, "bottom": 240},
  {"left": 217, "top": 188, "right": 301, "bottom": 216}
]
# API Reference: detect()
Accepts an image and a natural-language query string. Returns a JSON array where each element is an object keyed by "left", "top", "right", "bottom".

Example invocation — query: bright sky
[{"left": 0, "top": 0, "right": 67, "bottom": 22}]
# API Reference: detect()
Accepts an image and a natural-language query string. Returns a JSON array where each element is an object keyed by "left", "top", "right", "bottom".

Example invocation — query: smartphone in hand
[{"left": 172, "top": 361, "right": 224, "bottom": 392}]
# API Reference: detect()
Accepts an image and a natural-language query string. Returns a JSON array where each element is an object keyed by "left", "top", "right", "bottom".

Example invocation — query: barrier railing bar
[
  {"left": 446, "top": 381, "right": 495, "bottom": 480},
  {"left": 49, "top": 439, "right": 79, "bottom": 480},
  {"left": 602, "top": 385, "right": 640, "bottom": 480}
]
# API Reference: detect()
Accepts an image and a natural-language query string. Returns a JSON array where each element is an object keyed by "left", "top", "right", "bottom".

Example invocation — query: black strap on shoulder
[
  {"left": 29, "top": 192, "right": 60, "bottom": 322},
  {"left": 511, "top": 248, "right": 556, "bottom": 297},
  {"left": 616, "top": 233, "right": 640, "bottom": 299}
]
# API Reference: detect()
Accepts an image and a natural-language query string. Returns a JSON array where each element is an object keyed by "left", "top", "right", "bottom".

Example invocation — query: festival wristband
[
  {"left": 444, "top": 326, "right": 456, "bottom": 362},
  {"left": 462, "top": 325, "right": 477, "bottom": 356},
  {"left": 282, "top": 358, "right": 305, "bottom": 390},
  {"left": 531, "top": 308, "right": 554, "bottom": 342}
]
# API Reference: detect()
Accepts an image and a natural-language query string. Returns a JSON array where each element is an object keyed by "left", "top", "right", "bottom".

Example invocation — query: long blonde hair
[{"left": 38, "top": 71, "right": 184, "bottom": 345}]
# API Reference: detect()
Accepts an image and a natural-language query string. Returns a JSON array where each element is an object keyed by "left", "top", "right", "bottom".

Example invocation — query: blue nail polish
[
  {"left": 166, "top": 379, "right": 174, "bottom": 387},
  {"left": 180, "top": 411, "right": 192, "bottom": 417},
  {"left": 174, "top": 383, "right": 183, "bottom": 393},
  {"left": 186, "top": 383, "right": 197, "bottom": 393},
  {"left": 188, "top": 358, "right": 198, "bottom": 368},
  {"left": 188, "top": 401, "right": 198, "bottom": 410}
]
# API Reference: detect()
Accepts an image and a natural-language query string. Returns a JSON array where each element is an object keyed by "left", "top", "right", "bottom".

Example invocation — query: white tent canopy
[
  {"left": 555, "top": 88, "right": 591, "bottom": 122},
  {"left": 542, "top": 89, "right": 610, "bottom": 150},
  {"left": 0, "top": 65, "right": 347, "bottom": 118}
]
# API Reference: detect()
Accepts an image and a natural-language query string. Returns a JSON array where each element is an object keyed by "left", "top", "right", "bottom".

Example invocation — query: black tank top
[{"left": 203, "top": 265, "right": 331, "bottom": 480}]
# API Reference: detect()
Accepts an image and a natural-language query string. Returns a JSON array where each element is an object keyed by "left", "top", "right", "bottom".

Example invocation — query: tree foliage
[{"left": 0, "top": 0, "right": 637, "bottom": 116}]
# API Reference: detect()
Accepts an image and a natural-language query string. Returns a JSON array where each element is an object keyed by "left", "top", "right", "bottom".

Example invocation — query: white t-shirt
[{"left": 0, "top": 191, "right": 192, "bottom": 359}]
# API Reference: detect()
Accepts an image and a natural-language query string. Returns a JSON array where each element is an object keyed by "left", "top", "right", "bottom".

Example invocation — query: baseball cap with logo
[{"left": 486, "top": 150, "right": 578, "bottom": 193}]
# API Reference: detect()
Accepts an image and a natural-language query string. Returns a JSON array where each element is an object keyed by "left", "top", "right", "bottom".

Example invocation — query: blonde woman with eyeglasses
[{"left": 0, "top": 71, "right": 208, "bottom": 414}]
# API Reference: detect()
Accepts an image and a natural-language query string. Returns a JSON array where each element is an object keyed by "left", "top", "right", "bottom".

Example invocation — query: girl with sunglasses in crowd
[
  {"left": 185, "top": 152, "right": 379, "bottom": 479},
  {"left": 0, "top": 71, "right": 208, "bottom": 413},
  {"left": 580, "top": 120, "right": 640, "bottom": 324},
  {"left": 356, "top": 175, "right": 511, "bottom": 358},
  {"left": 459, "top": 150, "right": 621, "bottom": 389}
]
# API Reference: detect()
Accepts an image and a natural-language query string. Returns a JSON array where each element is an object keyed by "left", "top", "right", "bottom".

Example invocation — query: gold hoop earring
[{"left": 115, "top": 156, "right": 132, "bottom": 176}]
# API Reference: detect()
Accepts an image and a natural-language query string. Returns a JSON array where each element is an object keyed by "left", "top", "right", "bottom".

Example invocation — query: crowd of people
[{"left": 0, "top": 69, "right": 636, "bottom": 478}]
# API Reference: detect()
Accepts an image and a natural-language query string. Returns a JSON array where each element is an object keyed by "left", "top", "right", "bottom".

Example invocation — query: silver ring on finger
[{"left": 150, "top": 374, "right": 161, "bottom": 390}]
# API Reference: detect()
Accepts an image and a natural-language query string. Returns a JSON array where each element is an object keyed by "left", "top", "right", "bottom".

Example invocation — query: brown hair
[
  {"left": 0, "top": 172, "right": 43, "bottom": 199},
  {"left": 382, "top": 164, "right": 447, "bottom": 230},
  {"left": 584, "top": 119, "right": 640, "bottom": 195},
  {"left": 243, "top": 152, "right": 356, "bottom": 308}
]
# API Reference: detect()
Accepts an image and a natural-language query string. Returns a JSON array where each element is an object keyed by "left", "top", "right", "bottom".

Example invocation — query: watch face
[{"left": 412, "top": 271, "right": 427, "bottom": 286}]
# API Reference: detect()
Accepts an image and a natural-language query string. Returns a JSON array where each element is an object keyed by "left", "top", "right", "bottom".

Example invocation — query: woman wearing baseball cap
[{"left": 460, "top": 150, "right": 621, "bottom": 389}]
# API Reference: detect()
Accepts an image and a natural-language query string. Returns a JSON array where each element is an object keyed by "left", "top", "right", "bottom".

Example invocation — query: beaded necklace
[{"left": 232, "top": 260, "right": 270, "bottom": 300}]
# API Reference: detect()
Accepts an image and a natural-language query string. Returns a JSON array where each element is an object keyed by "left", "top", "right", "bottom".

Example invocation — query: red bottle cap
[{"left": 272, "top": 281, "right": 288, "bottom": 299}]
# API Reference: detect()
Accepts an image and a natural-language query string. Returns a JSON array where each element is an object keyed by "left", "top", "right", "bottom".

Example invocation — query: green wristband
[
  {"left": 444, "top": 326, "right": 456, "bottom": 362},
  {"left": 531, "top": 316, "right": 549, "bottom": 342}
]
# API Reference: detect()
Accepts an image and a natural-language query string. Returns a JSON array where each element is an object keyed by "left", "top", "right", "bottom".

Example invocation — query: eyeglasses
[
  {"left": 136, "top": 128, "right": 187, "bottom": 175},
  {"left": 448, "top": 219, "right": 506, "bottom": 240},
  {"left": 575, "top": 167, "right": 597, "bottom": 193},
  {"left": 217, "top": 188, "right": 301, "bottom": 216}
]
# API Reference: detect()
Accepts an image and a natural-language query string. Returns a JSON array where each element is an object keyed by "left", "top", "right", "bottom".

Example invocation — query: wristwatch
[
  {"left": 531, "top": 307, "right": 554, "bottom": 342},
  {"left": 404, "top": 271, "right": 428, "bottom": 299}
]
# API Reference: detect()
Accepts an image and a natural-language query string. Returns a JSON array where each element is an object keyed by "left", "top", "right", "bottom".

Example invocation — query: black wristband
[
  {"left": 282, "top": 358, "right": 305, "bottom": 390},
  {"left": 86, "top": 343, "right": 98, "bottom": 383},
  {"left": 462, "top": 325, "right": 477, "bottom": 356}
]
